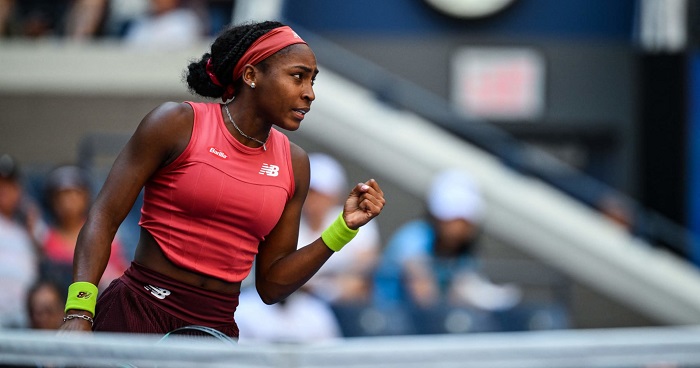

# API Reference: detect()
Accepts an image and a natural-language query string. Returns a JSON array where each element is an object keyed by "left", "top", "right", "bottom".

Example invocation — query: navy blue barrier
[{"left": 331, "top": 302, "right": 569, "bottom": 338}]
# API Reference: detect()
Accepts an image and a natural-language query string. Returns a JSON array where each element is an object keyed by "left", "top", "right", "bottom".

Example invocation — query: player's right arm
[{"left": 60, "top": 102, "right": 194, "bottom": 332}]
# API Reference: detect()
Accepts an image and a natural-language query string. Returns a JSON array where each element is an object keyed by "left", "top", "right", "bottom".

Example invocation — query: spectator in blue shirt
[{"left": 373, "top": 169, "right": 520, "bottom": 311}]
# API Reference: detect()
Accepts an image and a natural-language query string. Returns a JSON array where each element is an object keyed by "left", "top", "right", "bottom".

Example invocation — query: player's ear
[{"left": 242, "top": 65, "right": 257, "bottom": 88}]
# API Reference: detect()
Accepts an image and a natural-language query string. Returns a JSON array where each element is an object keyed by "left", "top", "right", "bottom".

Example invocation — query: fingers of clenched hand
[
  {"left": 345, "top": 179, "right": 386, "bottom": 229},
  {"left": 357, "top": 179, "right": 385, "bottom": 217}
]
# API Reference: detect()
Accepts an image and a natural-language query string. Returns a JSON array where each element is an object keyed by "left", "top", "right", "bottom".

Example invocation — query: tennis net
[{"left": 3, "top": 326, "right": 700, "bottom": 368}]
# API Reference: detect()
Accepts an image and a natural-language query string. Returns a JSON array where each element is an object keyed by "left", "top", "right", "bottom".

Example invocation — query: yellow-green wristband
[
  {"left": 321, "top": 212, "right": 359, "bottom": 252},
  {"left": 65, "top": 281, "right": 99, "bottom": 315}
]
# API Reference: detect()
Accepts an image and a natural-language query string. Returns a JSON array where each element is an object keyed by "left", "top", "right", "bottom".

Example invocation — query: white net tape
[{"left": 3, "top": 326, "right": 700, "bottom": 368}]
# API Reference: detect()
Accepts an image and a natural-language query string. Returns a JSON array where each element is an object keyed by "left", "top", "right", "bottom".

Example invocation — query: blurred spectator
[
  {"left": 26, "top": 279, "right": 65, "bottom": 330},
  {"left": 298, "top": 153, "right": 381, "bottom": 304},
  {"left": 0, "top": 154, "right": 39, "bottom": 328},
  {"left": 0, "top": 0, "right": 68, "bottom": 38},
  {"left": 236, "top": 287, "right": 342, "bottom": 344},
  {"left": 373, "top": 169, "right": 520, "bottom": 311},
  {"left": 0, "top": 0, "right": 107, "bottom": 39},
  {"left": 235, "top": 153, "right": 379, "bottom": 341},
  {"left": 103, "top": 0, "right": 149, "bottom": 37},
  {"left": 64, "top": 0, "right": 109, "bottom": 40},
  {"left": 35, "top": 165, "right": 129, "bottom": 291},
  {"left": 0, "top": 0, "right": 12, "bottom": 36},
  {"left": 123, "top": 0, "right": 205, "bottom": 49}
]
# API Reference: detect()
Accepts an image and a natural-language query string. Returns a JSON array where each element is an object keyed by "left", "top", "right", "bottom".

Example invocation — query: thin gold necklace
[{"left": 223, "top": 102, "right": 270, "bottom": 151}]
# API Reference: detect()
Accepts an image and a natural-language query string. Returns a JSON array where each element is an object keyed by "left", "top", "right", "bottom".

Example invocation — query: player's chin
[{"left": 278, "top": 119, "right": 302, "bottom": 132}]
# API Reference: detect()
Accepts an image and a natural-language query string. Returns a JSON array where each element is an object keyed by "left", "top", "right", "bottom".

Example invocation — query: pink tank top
[{"left": 139, "top": 101, "right": 295, "bottom": 282}]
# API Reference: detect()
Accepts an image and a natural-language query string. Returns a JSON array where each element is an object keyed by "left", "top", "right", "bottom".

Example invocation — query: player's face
[{"left": 255, "top": 44, "right": 318, "bottom": 131}]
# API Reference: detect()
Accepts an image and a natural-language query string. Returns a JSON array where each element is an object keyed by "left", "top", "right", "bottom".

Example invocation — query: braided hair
[{"left": 185, "top": 20, "right": 285, "bottom": 99}]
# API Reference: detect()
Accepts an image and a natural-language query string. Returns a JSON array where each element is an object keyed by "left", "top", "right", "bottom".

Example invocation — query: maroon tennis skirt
[{"left": 93, "top": 262, "right": 240, "bottom": 338}]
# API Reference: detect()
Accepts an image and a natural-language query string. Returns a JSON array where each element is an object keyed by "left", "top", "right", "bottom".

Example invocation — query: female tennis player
[{"left": 59, "top": 20, "right": 385, "bottom": 338}]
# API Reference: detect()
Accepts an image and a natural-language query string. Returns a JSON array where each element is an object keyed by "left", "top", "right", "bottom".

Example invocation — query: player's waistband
[{"left": 121, "top": 262, "right": 239, "bottom": 325}]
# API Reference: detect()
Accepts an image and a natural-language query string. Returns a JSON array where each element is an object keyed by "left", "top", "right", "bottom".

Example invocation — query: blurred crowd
[
  {"left": 0, "top": 0, "right": 235, "bottom": 47},
  {"left": 0, "top": 154, "right": 129, "bottom": 329},
  {"left": 0, "top": 154, "right": 129, "bottom": 328},
  {"left": 0, "top": 151, "right": 568, "bottom": 341}
]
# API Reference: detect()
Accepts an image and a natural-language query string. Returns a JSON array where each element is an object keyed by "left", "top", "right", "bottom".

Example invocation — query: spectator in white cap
[
  {"left": 297, "top": 153, "right": 382, "bottom": 304},
  {"left": 235, "top": 153, "right": 381, "bottom": 342},
  {"left": 373, "top": 169, "right": 519, "bottom": 314}
]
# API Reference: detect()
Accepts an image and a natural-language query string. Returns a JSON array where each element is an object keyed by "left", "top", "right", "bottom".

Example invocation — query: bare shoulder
[
  {"left": 289, "top": 142, "right": 310, "bottom": 195},
  {"left": 129, "top": 101, "right": 195, "bottom": 167},
  {"left": 289, "top": 142, "right": 309, "bottom": 174},
  {"left": 140, "top": 101, "right": 194, "bottom": 131},
  {"left": 289, "top": 141, "right": 308, "bottom": 163}
]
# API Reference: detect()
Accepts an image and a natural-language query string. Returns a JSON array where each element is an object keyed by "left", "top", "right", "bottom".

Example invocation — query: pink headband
[{"left": 207, "top": 26, "right": 307, "bottom": 101}]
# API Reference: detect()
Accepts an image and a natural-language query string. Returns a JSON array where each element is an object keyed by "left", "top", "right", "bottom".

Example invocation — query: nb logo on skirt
[{"left": 144, "top": 284, "right": 171, "bottom": 300}]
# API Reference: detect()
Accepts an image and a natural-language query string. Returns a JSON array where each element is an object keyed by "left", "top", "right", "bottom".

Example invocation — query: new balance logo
[
  {"left": 76, "top": 291, "right": 92, "bottom": 299},
  {"left": 209, "top": 147, "right": 228, "bottom": 159},
  {"left": 144, "top": 285, "right": 171, "bottom": 300},
  {"left": 259, "top": 164, "right": 279, "bottom": 177}
]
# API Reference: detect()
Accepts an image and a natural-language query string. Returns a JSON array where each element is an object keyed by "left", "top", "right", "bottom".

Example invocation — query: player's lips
[{"left": 293, "top": 107, "right": 309, "bottom": 119}]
